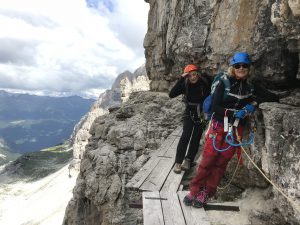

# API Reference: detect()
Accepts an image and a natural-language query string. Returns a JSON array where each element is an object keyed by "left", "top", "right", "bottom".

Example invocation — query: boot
[
  {"left": 173, "top": 163, "right": 181, "bottom": 174},
  {"left": 183, "top": 192, "right": 195, "bottom": 206},
  {"left": 193, "top": 187, "right": 209, "bottom": 208},
  {"left": 181, "top": 158, "right": 191, "bottom": 171}
]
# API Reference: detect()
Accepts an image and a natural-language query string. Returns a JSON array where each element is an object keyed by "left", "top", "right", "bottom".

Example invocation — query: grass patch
[{"left": 7, "top": 144, "right": 73, "bottom": 181}]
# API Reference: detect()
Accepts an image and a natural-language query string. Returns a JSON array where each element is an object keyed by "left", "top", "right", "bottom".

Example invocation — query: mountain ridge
[{"left": 0, "top": 91, "right": 94, "bottom": 154}]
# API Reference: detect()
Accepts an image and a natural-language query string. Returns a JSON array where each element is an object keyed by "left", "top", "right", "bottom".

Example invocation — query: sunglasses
[{"left": 233, "top": 64, "right": 250, "bottom": 69}]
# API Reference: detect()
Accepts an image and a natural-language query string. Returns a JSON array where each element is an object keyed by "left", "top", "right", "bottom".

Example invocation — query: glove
[
  {"left": 244, "top": 104, "right": 255, "bottom": 113},
  {"left": 235, "top": 109, "right": 246, "bottom": 119}
]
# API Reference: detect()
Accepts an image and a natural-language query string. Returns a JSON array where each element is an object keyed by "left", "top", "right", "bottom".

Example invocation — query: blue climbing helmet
[{"left": 230, "top": 52, "right": 251, "bottom": 65}]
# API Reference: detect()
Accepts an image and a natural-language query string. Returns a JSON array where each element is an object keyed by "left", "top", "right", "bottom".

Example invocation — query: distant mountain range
[
  {"left": 0, "top": 90, "right": 94, "bottom": 155},
  {"left": 96, "top": 65, "right": 150, "bottom": 108}
]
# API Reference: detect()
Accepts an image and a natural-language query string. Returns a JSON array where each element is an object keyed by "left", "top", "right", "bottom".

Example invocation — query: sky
[{"left": 0, "top": 0, "right": 149, "bottom": 98}]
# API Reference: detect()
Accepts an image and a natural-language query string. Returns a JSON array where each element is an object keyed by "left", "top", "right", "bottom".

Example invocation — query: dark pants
[{"left": 175, "top": 114, "right": 203, "bottom": 164}]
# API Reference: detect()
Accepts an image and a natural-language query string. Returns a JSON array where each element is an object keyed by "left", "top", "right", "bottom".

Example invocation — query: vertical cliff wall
[
  {"left": 144, "top": 0, "right": 299, "bottom": 91},
  {"left": 143, "top": 0, "right": 300, "bottom": 223}
]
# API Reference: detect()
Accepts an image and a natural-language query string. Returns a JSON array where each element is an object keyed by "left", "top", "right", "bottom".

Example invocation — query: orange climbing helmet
[{"left": 184, "top": 64, "right": 198, "bottom": 73}]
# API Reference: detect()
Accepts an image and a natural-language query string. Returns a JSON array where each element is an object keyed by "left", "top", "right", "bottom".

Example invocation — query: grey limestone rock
[
  {"left": 69, "top": 65, "right": 150, "bottom": 169},
  {"left": 145, "top": 0, "right": 300, "bottom": 91},
  {"left": 259, "top": 102, "right": 300, "bottom": 223},
  {"left": 63, "top": 92, "right": 183, "bottom": 225}
]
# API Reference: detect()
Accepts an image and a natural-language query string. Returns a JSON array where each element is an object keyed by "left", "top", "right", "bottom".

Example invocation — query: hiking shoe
[
  {"left": 183, "top": 193, "right": 195, "bottom": 206},
  {"left": 173, "top": 163, "right": 181, "bottom": 174},
  {"left": 181, "top": 158, "right": 191, "bottom": 171},
  {"left": 193, "top": 187, "right": 209, "bottom": 208}
]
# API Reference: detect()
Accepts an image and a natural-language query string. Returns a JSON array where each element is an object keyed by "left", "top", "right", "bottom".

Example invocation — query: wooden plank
[
  {"left": 154, "top": 127, "right": 181, "bottom": 157},
  {"left": 170, "top": 126, "right": 182, "bottom": 136},
  {"left": 154, "top": 135, "right": 177, "bottom": 157},
  {"left": 140, "top": 128, "right": 181, "bottom": 191},
  {"left": 155, "top": 127, "right": 181, "bottom": 158},
  {"left": 160, "top": 191, "right": 186, "bottom": 225},
  {"left": 126, "top": 156, "right": 160, "bottom": 190},
  {"left": 126, "top": 127, "right": 181, "bottom": 190},
  {"left": 204, "top": 202, "right": 240, "bottom": 211},
  {"left": 160, "top": 129, "right": 183, "bottom": 192},
  {"left": 143, "top": 191, "right": 164, "bottom": 225},
  {"left": 161, "top": 165, "right": 184, "bottom": 192},
  {"left": 140, "top": 157, "right": 174, "bottom": 191},
  {"left": 177, "top": 191, "right": 211, "bottom": 225},
  {"left": 164, "top": 134, "right": 180, "bottom": 158}
]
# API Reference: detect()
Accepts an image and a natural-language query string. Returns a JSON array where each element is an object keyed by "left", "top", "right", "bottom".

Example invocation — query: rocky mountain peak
[{"left": 70, "top": 65, "right": 150, "bottom": 168}]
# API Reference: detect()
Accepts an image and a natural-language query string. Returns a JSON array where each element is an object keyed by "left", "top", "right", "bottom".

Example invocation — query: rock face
[
  {"left": 63, "top": 92, "right": 184, "bottom": 225},
  {"left": 118, "top": 66, "right": 150, "bottom": 102},
  {"left": 144, "top": 0, "right": 300, "bottom": 91},
  {"left": 70, "top": 65, "right": 150, "bottom": 169},
  {"left": 142, "top": 1, "right": 300, "bottom": 220},
  {"left": 97, "top": 64, "right": 150, "bottom": 109},
  {"left": 259, "top": 102, "right": 300, "bottom": 223}
]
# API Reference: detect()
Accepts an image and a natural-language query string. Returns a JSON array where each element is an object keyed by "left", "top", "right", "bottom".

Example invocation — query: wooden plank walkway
[
  {"left": 143, "top": 191, "right": 211, "bottom": 225},
  {"left": 126, "top": 126, "right": 184, "bottom": 192},
  {"left": 126, "top": 126, "right": 239, "bottom": 225}
]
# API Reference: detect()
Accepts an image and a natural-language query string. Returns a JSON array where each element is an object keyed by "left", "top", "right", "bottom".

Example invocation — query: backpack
[{"left": 202, "top": 72, "right": 231, "bottom": 119}]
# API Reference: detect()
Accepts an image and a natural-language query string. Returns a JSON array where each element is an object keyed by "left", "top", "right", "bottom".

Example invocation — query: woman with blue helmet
[{"left": 183, "top": 52, "right": 279, "bottom": 208}]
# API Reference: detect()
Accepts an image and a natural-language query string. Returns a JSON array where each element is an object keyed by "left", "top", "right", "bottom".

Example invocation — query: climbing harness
[
  {"left": 212, "top": 134, "right": 232, "bottom": 152},
  {"left": 212, "top": 117, "right": 255, "bottom": 152},
  {"left": 225, "top": 129, "right": 255, "bottom": 147},
  {"left": 187, "top": 102, "right": 201, "bottom": 124}
]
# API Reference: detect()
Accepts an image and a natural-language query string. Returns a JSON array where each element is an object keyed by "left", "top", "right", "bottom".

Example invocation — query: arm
[
  {"left": 169, "top": 77, "right": 186, "bottom": 98},
  {"left": 253, "top": 84, "right": 279, "bottom": 105}
]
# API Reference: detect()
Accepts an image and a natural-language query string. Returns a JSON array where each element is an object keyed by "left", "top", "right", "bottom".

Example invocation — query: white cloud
[{"left": 0, "top": 0, "right": 149, "bottom": 98}]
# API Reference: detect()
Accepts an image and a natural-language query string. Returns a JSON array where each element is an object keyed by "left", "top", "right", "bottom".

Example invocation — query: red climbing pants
[{"left": 189, "top": 120, "right": 244, "bottom": 197}]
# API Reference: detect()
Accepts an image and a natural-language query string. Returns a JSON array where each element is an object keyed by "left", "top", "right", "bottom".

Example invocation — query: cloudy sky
[{"left": 0, "top": 0, "right": 149, "bottom": 98}]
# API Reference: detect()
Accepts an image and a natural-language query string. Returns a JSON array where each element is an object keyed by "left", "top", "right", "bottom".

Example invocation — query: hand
[
  {"left": 244, "top": 104, "right": 255, "bottom": 113},
  {"left": 235, "top": 109, "right": 246, "bottom": 119},
  {"left": 181, "top": 73, "right": 189, "bottom": 78}
]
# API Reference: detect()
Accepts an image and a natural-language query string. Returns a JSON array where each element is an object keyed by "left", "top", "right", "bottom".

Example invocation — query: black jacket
[
  {"left": 169, "top": 76, "right": 210, "bottom": 116},
  {"left": 212, "top": 76, "right": 279, "bottom": 123}
]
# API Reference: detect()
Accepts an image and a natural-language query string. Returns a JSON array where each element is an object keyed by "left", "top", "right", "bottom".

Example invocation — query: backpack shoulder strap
[
  {"left": 247, "top": 82, "right": 254, "bottom": 93},
  {"left": 221, "top": 73, "right": 231, "bottom": 99}
]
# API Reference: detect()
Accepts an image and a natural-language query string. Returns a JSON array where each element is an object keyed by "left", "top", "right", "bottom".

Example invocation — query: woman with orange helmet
[{"left": 169, "top": 64, "right": 210, "bottom": 173}]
